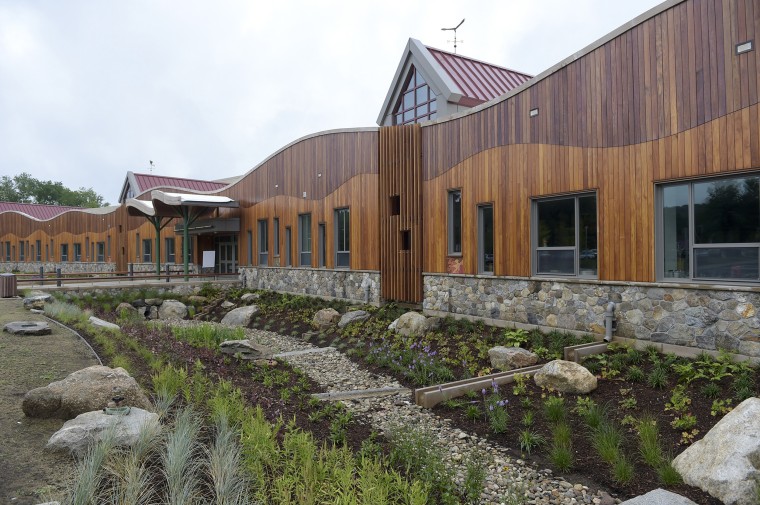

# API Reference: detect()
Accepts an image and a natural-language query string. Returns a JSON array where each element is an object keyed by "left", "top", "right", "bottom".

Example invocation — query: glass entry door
[{"left": 216, "top": 235, "right": 237, "bottom": 273}]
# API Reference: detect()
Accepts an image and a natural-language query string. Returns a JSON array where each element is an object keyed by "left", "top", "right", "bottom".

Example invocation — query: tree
[{"left": 0, "top": 173, "right": 109, "bottom": 207}]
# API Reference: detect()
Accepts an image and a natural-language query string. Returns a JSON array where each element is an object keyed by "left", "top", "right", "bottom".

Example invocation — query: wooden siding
[
  {"left": 421, "top": 0, "right": 760, "bottom": 282},
  {"left": 379, "top": 125, "right": 423, "bottom": 302}
]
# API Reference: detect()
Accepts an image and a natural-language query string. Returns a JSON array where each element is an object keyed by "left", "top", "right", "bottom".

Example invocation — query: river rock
[
  {"left": 672, "top": 397, "right": 760, "bottom": 505},
  {"left": 489, "top": 346, "right": 538, "bottom": 370},
  {"left": 23, "top": 294, "right": 52, "bottom": 310},
  {"left": 313, "top": 308, "right": 341, "bottom": 330},
  {"left": 116, "top": 302, "right": 137, "bottom": 315},
  {"left": 158, "top": 299, "right": 187, "bottom": 320},
  {"left": 22, "top": 365, "right": 152, "bottom": 419},
  {"left": 89, "top": 316, "right": 119, "bottom": 330},
  {"left": 533, "top": 360, "right": 597, "bottom": 394},
  {"left": 144, "top": 298, "right": 164, "bottom": 307},
  {"left": 240, "top": 292, "right": 259, "bottom": 303},
  {"left": 338, "top": 310, "right": 370, "bottom": 328},
  {"left": 389, "top": 311, "right": 428, "bottom": 337},
  {"left": 221, "top": 305, "right": 259, "bottom": 326},
  {"left": 220, "top": 339, "right": 273, "bottom": 360},
  {"left": 187, "top": 295, "right": 208, "bottom": 305},
  {"left": 619, "top": 488, "right": 697, "bottom": 505},
  {"left": 46, "top": 407, "right": 159, "bottom": 456}
]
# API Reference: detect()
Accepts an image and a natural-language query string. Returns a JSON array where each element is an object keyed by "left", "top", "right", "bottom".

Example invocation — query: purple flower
[
  {"left": 481, "top": 388, "right": 487, "bottom": 396},
  {"left": 489, "top": 405, "right": 494, "bottom": 411}
]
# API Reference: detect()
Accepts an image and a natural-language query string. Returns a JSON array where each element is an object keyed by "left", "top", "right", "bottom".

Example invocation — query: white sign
[{"left": 202, "top": 250, "right": 215, "bottom": 268}]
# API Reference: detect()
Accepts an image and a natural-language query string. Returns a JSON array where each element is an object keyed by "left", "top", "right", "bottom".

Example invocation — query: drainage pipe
[{"left": 604, "top": 302, "right": 616, "bottom": 342}]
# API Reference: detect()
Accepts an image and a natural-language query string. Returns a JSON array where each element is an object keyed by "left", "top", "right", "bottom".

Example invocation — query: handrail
[{"left": 13, "top": 267, "right": 238, "bottom": 287}]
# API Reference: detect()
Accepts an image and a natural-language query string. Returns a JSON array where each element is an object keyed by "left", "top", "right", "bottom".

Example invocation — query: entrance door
[{"left": 216, "top": 236, "right": 237, "bottom": 273}]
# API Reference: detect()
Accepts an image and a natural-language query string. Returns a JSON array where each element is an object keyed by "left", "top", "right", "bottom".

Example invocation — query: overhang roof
[
  {"left": 376, "top": 38, "right": 532, "bottom": 125},
  {"left": 125, "top": 190, "right": 238, "bottom": 219}
]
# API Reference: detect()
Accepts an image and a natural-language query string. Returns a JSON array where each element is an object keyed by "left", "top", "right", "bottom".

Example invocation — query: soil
[{"left": 0, "top": 297, "right": 100, "bottom": 505}]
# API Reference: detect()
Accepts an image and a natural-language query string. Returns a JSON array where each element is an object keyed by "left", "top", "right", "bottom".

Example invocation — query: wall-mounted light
[
  {"left": 317, "top": 173, "right": 322, "bottom": 178},
  {"left": 736, "top": 40, "right": 754, "bottom": 54},
  {"left": 529, "top": 108, "right": 539, "bottom": 118},
  {"left": 275, "top": 184, "right": 279, "bottom": 188},
  {"left": 302, "top": 191, "right": 307, "bottom": 198}
]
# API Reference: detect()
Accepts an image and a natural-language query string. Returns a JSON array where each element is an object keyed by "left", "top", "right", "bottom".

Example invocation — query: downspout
[{"left": 604, "top": 302, "right": 616, "bottom": 342}]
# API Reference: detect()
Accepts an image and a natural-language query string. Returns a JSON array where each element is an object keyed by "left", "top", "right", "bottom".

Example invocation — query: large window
[
  {"left": 60, "top": 244, "right": 69, "bottom": 262},
  {"left": 393, "top": 66, "right": 437, "bottom": 125},
  {"left": 165, "top": 237, "right": 175, "bottom": 263},
  {"left": 448, "top": 190, "right": 462, "bottom": 254},
  {"left": 478, "top": 204, "right": 494, "bottom": 274},
  {"left": 285, "top": 227, "right": 292, "bottom": 266},
  {"left": 96, "top": 242, "right": 105, "bottom": 262},
  {"left": 73, "top": 243, "right": 82, "bottom": 262},
  {"left": 142, "top": 239, "right": 152, "bottom": 263},
  {"left": 318, "top": 223, "right": 326, "bottom": 268},
  {"left": 335, "top": 208, "right": 350, "bottom": 268},
  {"left": 298, "top": 214, "right": 312, "bottom": 266},
  {"left": 36, "top": 240, "right": 41, "bottom": 261},
  {"left": 659, "top": 175, "right": 760, "bottom": 282},
  {"left": 534, "top": 193, "right": 597, "bottom": 277},
  {"left": 19, "top": 241, "right": 25, "bottom": 261},
  {"left": 273, "top": 218, "right": 280, "bottom": 257},
  {"left": 5, "top": 241, "right": 10, "bottom": 261},
  {"left": 258, "top": 220, "right": 268, "bottom": 266}
]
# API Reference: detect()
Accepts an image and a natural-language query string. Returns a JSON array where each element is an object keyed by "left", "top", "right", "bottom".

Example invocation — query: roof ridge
[{"left": 132, "top": 172, "right": 226, "bottom": 184}]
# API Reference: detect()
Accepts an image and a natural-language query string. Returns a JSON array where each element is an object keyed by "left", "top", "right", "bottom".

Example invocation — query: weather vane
[
  {"left": 442, "top": 18, "right": 465, "bottom": 54},
  {"left": 149, "top": 160, "right": 155, "bottom": 174}
]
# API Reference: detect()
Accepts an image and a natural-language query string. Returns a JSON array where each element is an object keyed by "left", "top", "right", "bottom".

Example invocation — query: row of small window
[
  {"left": 134, "top": 236, "right": 193, "bottom": 263},
  {"left": 3, "top": 239, "right": 110, "bottom": 263},
  {"left": 249, "top": 209, "right": 350, "bottom": 268},
  {"left": 447, "top": 172, "right": 760, "bottom": 283}
]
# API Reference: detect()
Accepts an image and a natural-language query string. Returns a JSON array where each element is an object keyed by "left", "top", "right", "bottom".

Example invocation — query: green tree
[{"left": 0, "top": 172, "right": 109, "bottom": 207}]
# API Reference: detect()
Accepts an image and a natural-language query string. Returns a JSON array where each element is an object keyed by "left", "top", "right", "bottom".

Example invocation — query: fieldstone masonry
[
  {"left": 240, "top": 267, "right": 380, "bottom": 304},
  {"left": 424, "top": 274, "right": 760, "bottom": 357}
]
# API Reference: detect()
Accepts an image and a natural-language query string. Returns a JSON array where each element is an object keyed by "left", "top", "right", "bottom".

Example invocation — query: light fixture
[
  {"left": 736, "top": 40, "right": 753, "bottom": 54},
  {"left": 529, "top": 108, "right": 539, "bottom": 117},
  {"left": 302, "top": 191, "right": 307, "bottom": 198},
  {"left": 317, "top": 173, "right": 322, "bottom": 178}
]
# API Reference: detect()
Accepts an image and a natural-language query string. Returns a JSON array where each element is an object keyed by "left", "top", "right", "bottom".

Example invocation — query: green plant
[
  {"left": 329, "top": 409, "right": 353, "bottom": 446},
  {"left": 625, "top": 366, "right": 645, "bottom": 383},
  {"left": 700, "top": 381, "right": 721, "bottom": 399},
  {"left": 665, "top": 385, "right": 691, "bottom": 414},
  {"left": 613, "top": 456, "right": 634, "bottom": 484},
  {"left": 636, "top": 415, "right": 664, "bottom": 468},
  {"left": 503, "top": 328, "right": 529, "bottom": 347},
  {"left": 512, "top": 373, "right": 529, "bottom": 395},
  {"left": 647, "top": 366, "right": 669, "bottom": 389},
  {"left": 519, "top": 429, "right": 545, "bottom": 455},
  {"left": 484, "top": 392, "right": 509, "bottom": 434},
  {"left": 657, "top": 463, "right": 682, "bottom": 486},
  {"left": 710, "top": 398, "right": 732, "bottom": 417},
  {"left": 520, "top": 396, "right": 533, "bottom": 409},
  {"left": 521, "top": 410, "right": 534, "bottom": 427},
  {"left": 465, "top": 404, "right": 480, "bottom": 421},
  {"left": 549, "top": 422, "right": 573, "bottom": 472},
  {"left": 671, "top": 414, "right": 697, "bottom": 431},
  {"left": 592, "top": 422, "right": 624, "bottom": 465},
  {"left": 619, "top": 396, "right": 638, "bottom": 410},
  {"left": 162, "top": 407, "right": 203, "bottom": 505},
  {"left": 462, "top": 452, "right": 487, "bottom": 505},
  {"left": 543, "top": 396, "right": 567, "bottom": 424}
]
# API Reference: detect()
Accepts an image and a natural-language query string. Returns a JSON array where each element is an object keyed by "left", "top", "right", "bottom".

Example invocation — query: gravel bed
[{"left": 236, "top": 325, "right": 622, "bottom": 505}]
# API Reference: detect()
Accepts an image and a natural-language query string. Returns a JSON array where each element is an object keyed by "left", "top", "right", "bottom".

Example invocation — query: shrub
[{"left": 543, "top": 396, "right": 567, "bottom": 424}]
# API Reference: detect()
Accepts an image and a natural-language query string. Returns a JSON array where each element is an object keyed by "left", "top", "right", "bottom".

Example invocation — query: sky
[{"left": 0, "top": 0, "right": 663, "bottom": 205}]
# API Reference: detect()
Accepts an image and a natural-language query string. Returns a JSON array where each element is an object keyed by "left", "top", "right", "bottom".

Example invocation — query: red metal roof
[
  {"left": 426, "top": 46, "right": 532, "bottom": 106},
  {"left": 132, "top": 173, "right": 228, "bottom": 194},
  {"left": 0, "top": 201, "right": 82, "bottom": 220}
]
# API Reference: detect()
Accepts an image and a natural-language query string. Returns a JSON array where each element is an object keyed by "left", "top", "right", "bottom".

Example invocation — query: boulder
[
  {"left": 240, "top": 293, "right": 259, "bottom": 303},
  {"left": 131, "top": 299, "right": 146, "bottom": 308},
  {"left": 220, "top": 340, "right": 273, "bottom": 360},
  {"left": 389, "top": 311, "right": 428, "bottom": 337},
  {"left": 338, "top": 310, "right": 370, "bottom": 328},
  {"left": 489, "top": 346, "right": 539, "bottom": 370},
  {"left": 22, "top": 365, "right": 152, "bottom": 419},
  {"left": 221, "top": 305, "right": 259, "bottom": 326},
  {"left": 148, "top": 306, "right": 159, "bottom": 319},
  {"left": 115, "top": 302, "right": 137, "bottom": 315},
  {"left": 221, "top": 300, "right": 235, "bottom": 309},
  {"left": 158, "top": 300, "right": 187, "bottom": 320},
  {"left": 46, "top": 407, "right": 159, "bottom": 456},
  {"left": 672, "top": 397, "right": 760, "bottom": 505},
  {"left": 313, "top": 308, "right": 341, "bottom": 330},
  {"left": 144, "top": 298, "right": 164, "bottom": 307},
  {"left": 187, "top": 295, "right": 208, "bottom": 305},
  {"left": 3, "top": 321, "right": 51, "bottom": 336},
  {"left": 23, "top": 294, "right": 52, "bottom": 310},
  {"left": 619, "top": 489, "right": 697, "bottom": 505},
  {"left": 89, "top": 316, "right": 120, "bottom": 331},
  {"left": 533, "top": 360, "right": 597, "bottom": 394}
]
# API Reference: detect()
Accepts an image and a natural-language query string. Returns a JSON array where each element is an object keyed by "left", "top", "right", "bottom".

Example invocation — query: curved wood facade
[{"left": 1, "top": 0, "right": 758, "bottom": 303}]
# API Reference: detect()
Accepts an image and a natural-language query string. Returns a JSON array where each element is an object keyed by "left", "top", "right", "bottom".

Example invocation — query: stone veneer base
[
  {"left": 424, "top": 273, "right": 760, "bottom": 358},
  {"left": 240, "top": 267, "right": 380, "bottom": 305}
]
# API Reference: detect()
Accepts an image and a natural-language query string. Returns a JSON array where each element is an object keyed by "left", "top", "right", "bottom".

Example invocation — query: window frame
[
  {"left": 447, "top": 189, "right": 463, "bottom": 256},
  {"left": 334, "top": 207, "right": 350, "bottom": 269},
  {"left": 258, "top": 219, "right": 269, "bottom": 266},
  {"left": 73, "top": 243, "right": 82, "bottom": 262},
  {"left": 273, "top": 218, "right": 280, "bottom": 257},
  {"left": 656, "top": 173, "right": 760, "bottom": 283},
  {"left": 60, "top": 244, "right": 68, "bottom": 262},
  {"left": 142, "top": 239, "right": 152, "bottom": 263},
  {"left": 532, "top": 192, "right": 598, "bottom": 278},
  {"left": 165, "top": 237, "right": 175, "bottom": 263},
  {"left": 477, "top": 203, "right": 494, "bottom": 275},
  {"left": 298, "top": 213, "right": 312, "bottom": 267},
  {"left": 318, "top": 222, "right": 326, "bottom": 268},
  {"left": 96, "top": 242, "right": 105, "bottom": 262}
]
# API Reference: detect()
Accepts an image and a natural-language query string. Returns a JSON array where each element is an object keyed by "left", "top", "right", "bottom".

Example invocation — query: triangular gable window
[{"left": 392, "top": 66, "right": 437, "bottom": 125}]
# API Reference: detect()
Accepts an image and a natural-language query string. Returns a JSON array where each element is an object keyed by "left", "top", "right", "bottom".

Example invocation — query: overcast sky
[{"left": 0, "top": 1, "right": 663, "bottom": 204}]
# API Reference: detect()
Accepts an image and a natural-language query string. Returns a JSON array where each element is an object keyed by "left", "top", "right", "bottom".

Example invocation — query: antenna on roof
[
  {"left": 441, "top": 18, "right": 465, "bottom": 54},
  {"left": 149, "top": 160, "right": 155, "bottom": 174}
]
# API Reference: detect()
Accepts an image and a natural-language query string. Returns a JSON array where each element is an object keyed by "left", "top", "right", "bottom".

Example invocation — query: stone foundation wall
[
  {"left": 0, "top": 261, "right": 117, "bottom": 274},
  {"left": 424, "top": 274, "right": 760, "bottom": 358},
  {"left": 240, "top": 267, "right": 380, "bottom": 304}
]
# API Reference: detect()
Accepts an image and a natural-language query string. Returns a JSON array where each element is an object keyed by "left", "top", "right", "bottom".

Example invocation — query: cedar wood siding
[{"left": 421, "top": 0, "right": 760, "bottom": 282}]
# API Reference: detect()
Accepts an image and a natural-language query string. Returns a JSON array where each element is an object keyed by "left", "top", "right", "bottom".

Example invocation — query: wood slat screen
[{"left": 379, "top": 124, "right": 423, "bottom": 302}]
